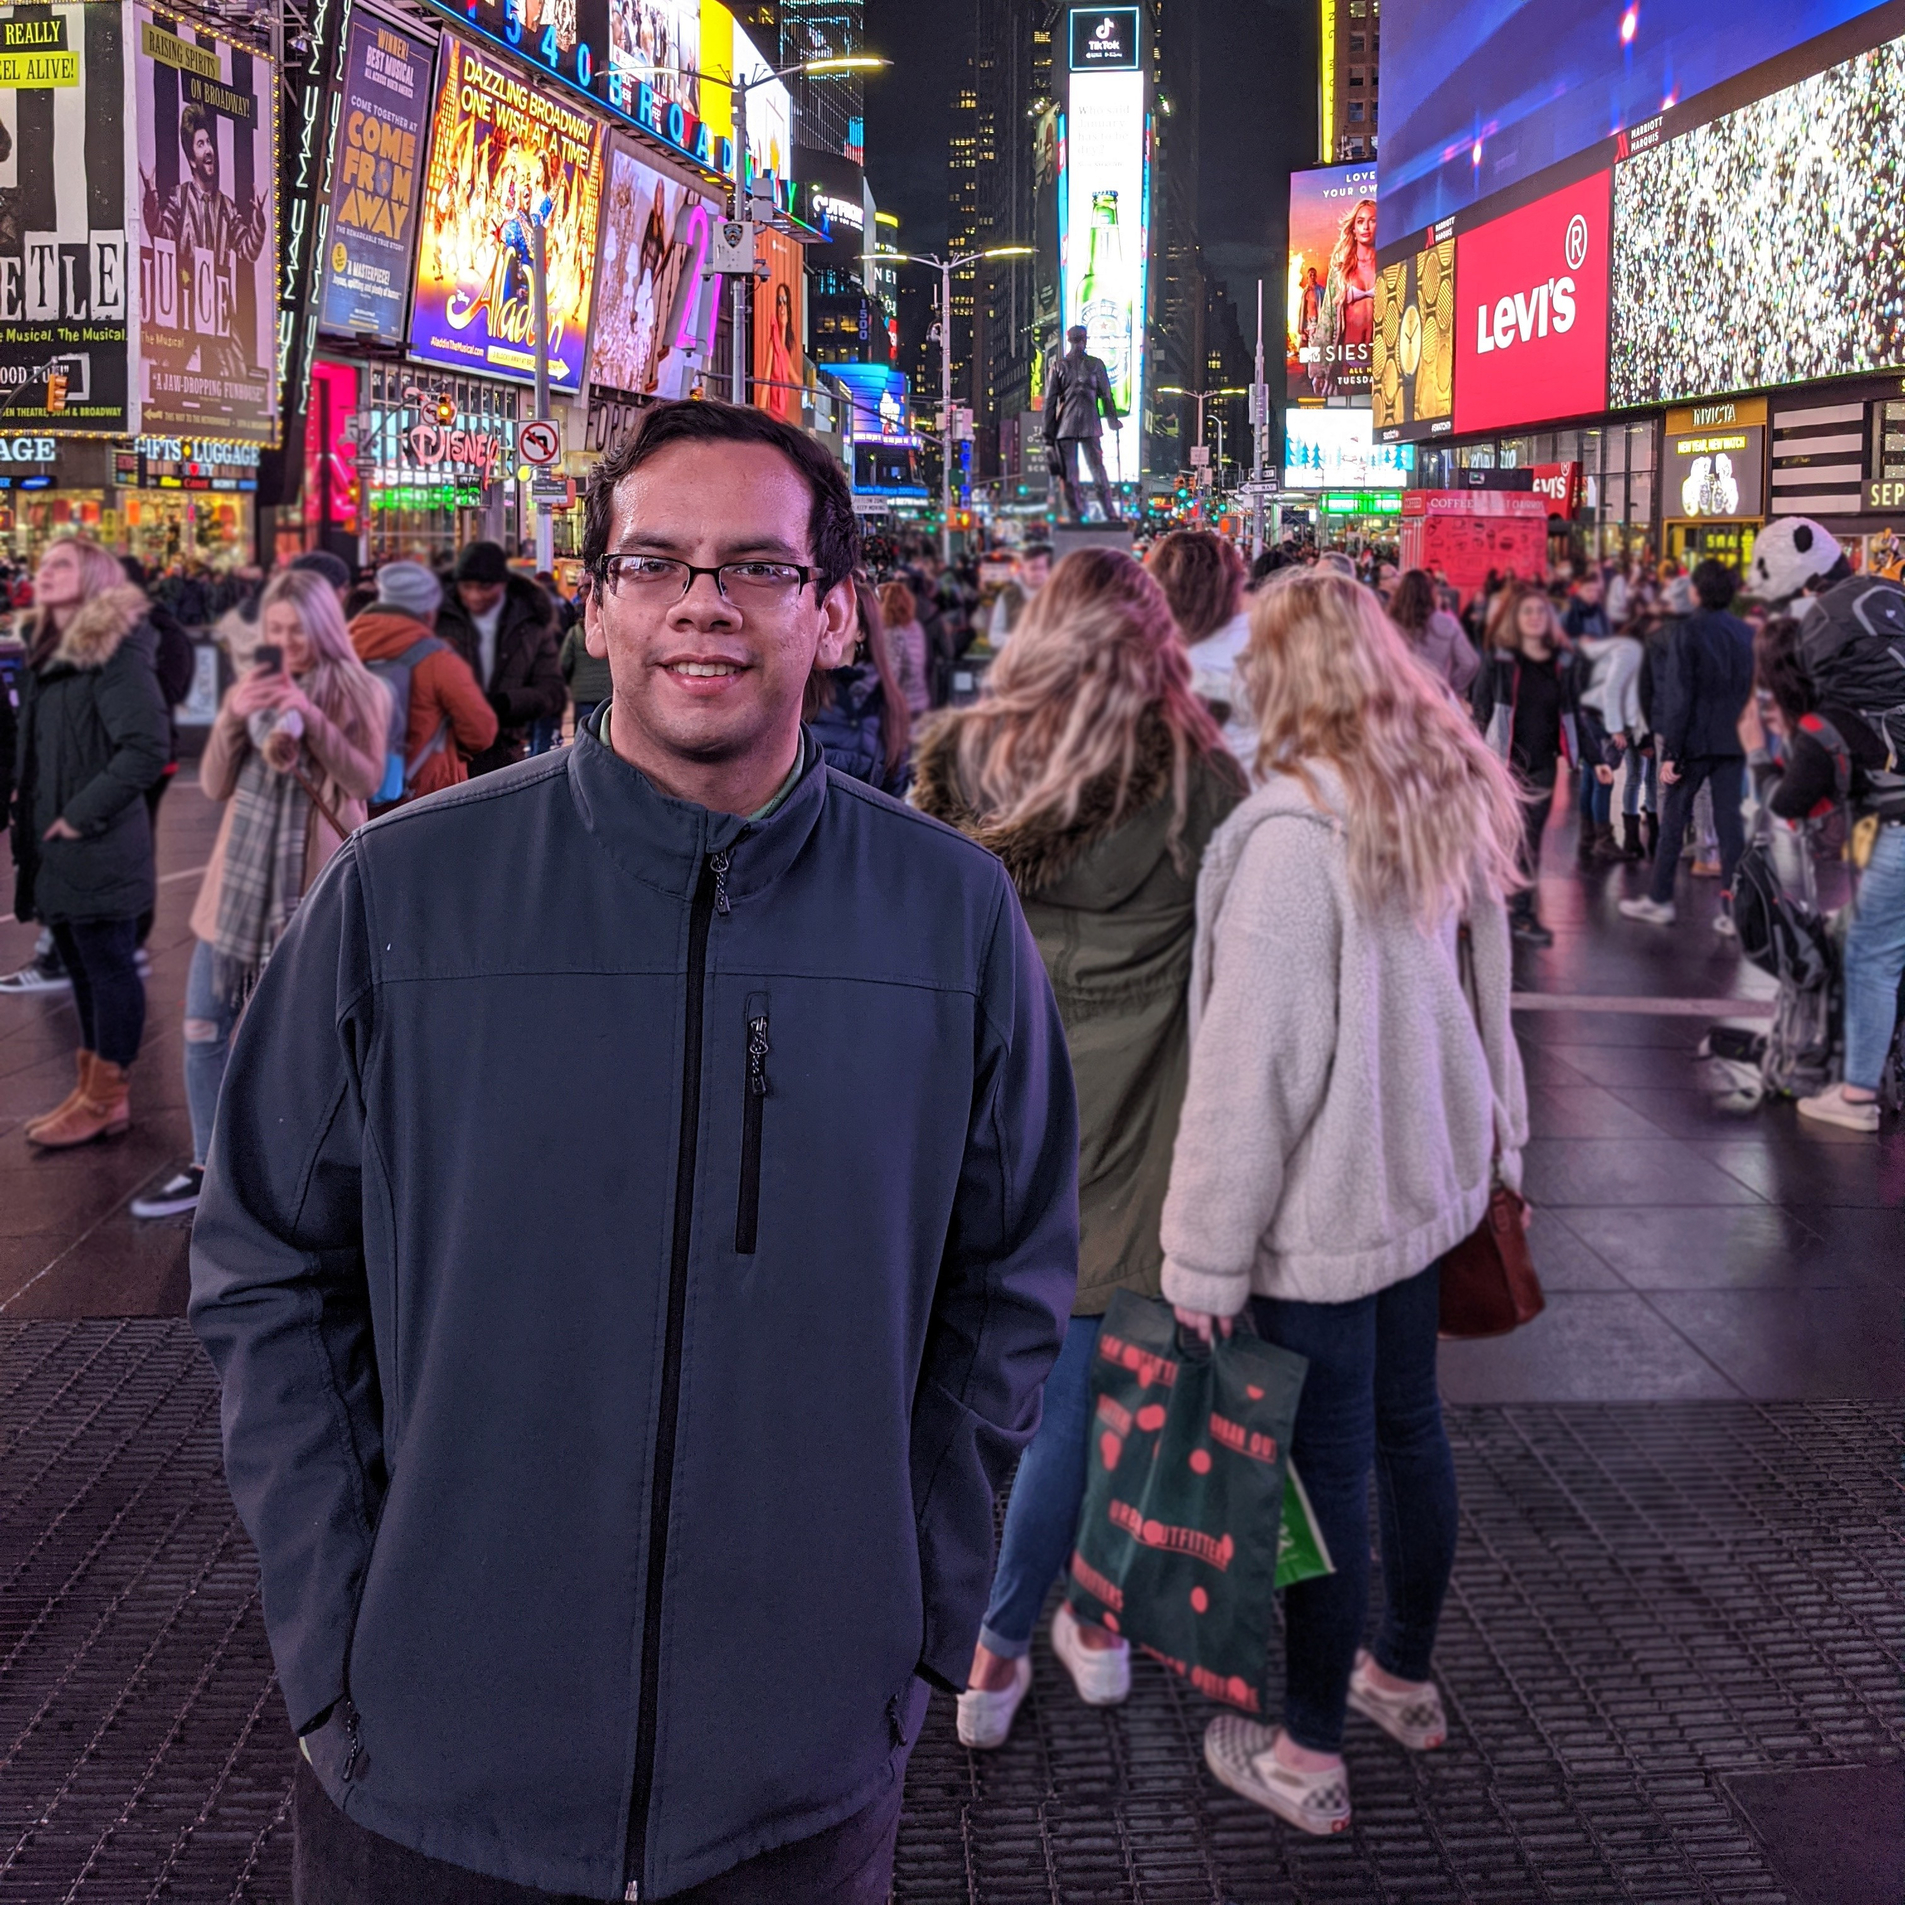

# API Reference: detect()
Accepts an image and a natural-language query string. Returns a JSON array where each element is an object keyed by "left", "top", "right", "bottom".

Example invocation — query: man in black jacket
[
  {"left": 190, "top": 399, "right": 1078, "bottom": 1905},
  {"left": 1044, "top": 325, "right": 1122, "bottom": 522},
  {"left": 1620, "top": 559, "right": 1755, "bottom": 931},
  {"left": 433, "top": 540, "right": 566, "bottom": 774}
]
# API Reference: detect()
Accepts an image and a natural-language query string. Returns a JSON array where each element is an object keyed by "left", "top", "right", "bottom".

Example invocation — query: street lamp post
[
  {"left": 1251, "top": 279, "right": 1271, "bottom": 560},
  {"left": 880, "top": 246, "right": 1033, "bottom": 561},
  {"left": 1159, "top": 383, "right": 1247, "bottom": 525}
]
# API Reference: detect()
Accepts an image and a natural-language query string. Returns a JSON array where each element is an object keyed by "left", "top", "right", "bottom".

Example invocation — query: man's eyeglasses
[{"left": 592, "top": 554, "right": 813, "bottom": 604}]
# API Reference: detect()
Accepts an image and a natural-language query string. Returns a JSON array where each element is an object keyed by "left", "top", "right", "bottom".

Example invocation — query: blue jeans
[
  {"left": 978, "top": 1314, "right": 1101, "bottom": 1657},
  {"left": 1250, "top": 1263, "right": 1457, "bottom": 1754},
  {"left": 1621, "top": 748, "right": 1656, "bottom": 817},
  {"left": 1578, "top": 711, "right": 1611, "bottom": 829},
  {"left": 183, "top": 938, "right": 241, "bottom": 1166},
  {"left": 1844, "top": 820, "right": 1905, "bottom": 1092},
  {"left": 1648, "top": 756, "right": 1745, "bottom": 905}
]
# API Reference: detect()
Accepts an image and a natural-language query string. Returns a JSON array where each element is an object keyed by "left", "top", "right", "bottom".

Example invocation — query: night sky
[{"left": 862, "top": 0, "right": 1317, "bottom": 342}]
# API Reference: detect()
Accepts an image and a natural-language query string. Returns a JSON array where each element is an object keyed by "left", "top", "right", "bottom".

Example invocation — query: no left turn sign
[{"left": 519, "top": 420, "right": 561, "bottom": 466}]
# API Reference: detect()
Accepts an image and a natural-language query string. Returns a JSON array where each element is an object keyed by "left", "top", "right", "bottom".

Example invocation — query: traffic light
[
  {"left": 435, "top": 393, "right": 456, "bottom": 425},
  {"left": 45, "top": 371, "right": 67, "bottom": 413}
]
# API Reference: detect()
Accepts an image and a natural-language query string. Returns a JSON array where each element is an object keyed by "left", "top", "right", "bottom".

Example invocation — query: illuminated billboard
[
  {"left": 588, "top": 145, "right": 718, "bottom": 399},
  {"left": 1284, "top": 409, "right": 1414, "bottom": 490},
  {"left": 409, "top": 32, "right": 606, "bottom": 391},
  {"left": 1379, "top": 0, "right": 1889, "bottom": 241},
  {"left": 699, "top": 3, "right": 792, "bottom": 197},
  {"left": 835, "top": 362, "right": 919, "bottom": 446},
  {"left": 1372, "top": 229, "right": 1454, "bottom": 443},
  {"left": 1609, "top": 27, "right": 1905, "bottom": 406},
  {"left": 1454, "top": 172, "right": 1610, "bottom": 435},
  {"left": 1061, "top": 6, "right": 1146, "bottom": 486},
  {"left": 1287, "top": 164, "right": 1378, "bottom": 401}
]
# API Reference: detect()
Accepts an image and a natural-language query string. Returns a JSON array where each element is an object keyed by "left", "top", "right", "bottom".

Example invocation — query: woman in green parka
[{"left": 912, "top": 546, "right": 1246, "bottom": 1748}]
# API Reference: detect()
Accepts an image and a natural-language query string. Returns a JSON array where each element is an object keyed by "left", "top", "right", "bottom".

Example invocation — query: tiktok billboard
[
  {"left": 133, "top": 6, "right": 279, "bottom": 444},
  {"left": 1061, "top": 5, "right": 1146, "bottom": 486},
  {"left": 408, "top": 31, "right": 605, "bottom": 392},
  {"left": 1452, "top": 170, "right": 1610, "bottom": 436}
]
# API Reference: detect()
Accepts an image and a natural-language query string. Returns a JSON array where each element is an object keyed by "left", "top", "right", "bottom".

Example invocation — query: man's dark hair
[
  {"left": 581, "top": 399, "right": 859, "bottom": 601},
  {"left": 1692, "top": 558, "right": 1738, "bottom": 612},
  {"left": 179, "top": 102, "right": 212, "bottom": 156},
  {"left": 1019, "top": 541, "right": 1054, "bottom": 563}
]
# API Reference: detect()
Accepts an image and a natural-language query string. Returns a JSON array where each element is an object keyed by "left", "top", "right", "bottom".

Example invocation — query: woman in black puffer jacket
[
  {"left": 9, "top": 536, "right": 170, "bottom": 1149},
  {"left": 805, "top": 573, "right": 912, "bottom": 795}
]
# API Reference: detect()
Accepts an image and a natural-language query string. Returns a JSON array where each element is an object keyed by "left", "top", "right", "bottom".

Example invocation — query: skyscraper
[
  {"left": 1319, "top": 0, "right": 1380, "bottom": 161},
  {"left": 781, "top": 0, "right": 868, "bottom": 158}
]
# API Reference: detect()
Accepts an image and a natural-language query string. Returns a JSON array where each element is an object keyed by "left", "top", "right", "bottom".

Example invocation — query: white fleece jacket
[{"left": 1159, "top": 767, "right": 1529, "bottom": 1314}]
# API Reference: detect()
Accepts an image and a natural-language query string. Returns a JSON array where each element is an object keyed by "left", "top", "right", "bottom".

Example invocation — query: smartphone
[{"left": 252, "top": 644, "right": 283, "bottom": 675}]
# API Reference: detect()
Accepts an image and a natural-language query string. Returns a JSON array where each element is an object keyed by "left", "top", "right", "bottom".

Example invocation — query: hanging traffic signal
[{"left": 435, "top": 393, "right": 456, "bottom": 425}]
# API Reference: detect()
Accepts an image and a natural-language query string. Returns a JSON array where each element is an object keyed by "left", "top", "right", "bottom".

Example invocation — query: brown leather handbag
[{"left": 1439, "top": 925, "right": 1544, "bottom": 1340}]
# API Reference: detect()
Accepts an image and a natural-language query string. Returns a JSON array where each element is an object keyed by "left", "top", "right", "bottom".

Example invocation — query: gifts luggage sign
[{"left": 1069, "top": 1291, "right": 1314, "bottom": 1715}]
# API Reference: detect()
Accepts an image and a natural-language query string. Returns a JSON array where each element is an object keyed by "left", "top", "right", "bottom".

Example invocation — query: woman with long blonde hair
[
  {"left": 1163, "top": 570, "right": 1529, "bottom": 1837},
  {"left": 129, "top": 567, "right": 388, "bottom": 1221},
  {"left": 913, "top": 547, "right": 1246, "bottom": 1747}
]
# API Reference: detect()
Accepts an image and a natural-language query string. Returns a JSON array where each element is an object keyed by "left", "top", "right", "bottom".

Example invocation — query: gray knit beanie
[{"left": 376, "top": 560, "right": 443, "bottom": 621}]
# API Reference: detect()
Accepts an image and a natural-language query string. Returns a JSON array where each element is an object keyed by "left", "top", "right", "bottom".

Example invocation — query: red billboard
[{"left": 1453, "top": 172, "right": 1611, "bottom": 436}]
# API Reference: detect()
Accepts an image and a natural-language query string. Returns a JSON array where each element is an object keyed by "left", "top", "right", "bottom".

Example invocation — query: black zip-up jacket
[
  {"left": 1652, "top": 607, "right": 1755, "bottom": 764},
  {"left": 189, "top": 726, "right": 1078, "bottom": 1901}
]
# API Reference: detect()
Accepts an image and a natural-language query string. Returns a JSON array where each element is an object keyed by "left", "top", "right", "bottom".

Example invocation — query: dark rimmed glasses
[{"left": 592, "top": 554, "right": 814, "bottom": 604}]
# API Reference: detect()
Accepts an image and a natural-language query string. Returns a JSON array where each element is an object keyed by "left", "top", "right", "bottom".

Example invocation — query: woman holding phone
[{"left": 129, "top": 568, "right": 388, "bottom": 1220}]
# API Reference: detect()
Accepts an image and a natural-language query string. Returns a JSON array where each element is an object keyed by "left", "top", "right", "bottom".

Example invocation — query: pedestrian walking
[
  {"left": 911, "top": 547, "right": 1247, "bottom": 1750},
  {"left": 9, "top": 537, "right": 170, "bottom": 1149},
  {"left": 189, "top": 398, "right": 1077, "bottom": 1905},
  {"left": 1619, "top": 559, "right": 1754, "bottom": 934},
  {"left": 1161, "top": 569, "right": 1529, "bottom": 1837},
  {"left": 120, "top": 557, "right": 198, "bottom": 951},
  {"left": 806, "top": 576, "right": 912, "bottom": 793},
  {"left": 878, "top": 579, "right": 933, "bottom": 719},
  {"left": 1471, "top": 584, "right": 1578, "bottom": 947},
  {"left": 349, "top": 563, "right": 497, "bottom": 808},
  {"left": 1387, "top": 567, "right": 1480, "bottom": 697},
  {"left": 130, "top": 570, "right": 388, "bottom": 1220},
  {"left": 1145, "top": 528, "right": 1258, "bottom": 765},
  {"left": 433, "top": 541, "right": 565, "bottom": 776}
]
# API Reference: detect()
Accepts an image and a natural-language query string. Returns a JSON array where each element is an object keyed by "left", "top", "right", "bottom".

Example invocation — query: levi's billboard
[{"left": 1453, "top": 172, "right": 1611, "bottom": 437}]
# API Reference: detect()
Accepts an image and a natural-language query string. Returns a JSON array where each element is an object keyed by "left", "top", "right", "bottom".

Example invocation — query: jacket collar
[
  {"left": 564, "top": 717, "right": 826, "bottom": 904},
  {"left": 37, "top": 584, "right": 148, "bottom": 671}
]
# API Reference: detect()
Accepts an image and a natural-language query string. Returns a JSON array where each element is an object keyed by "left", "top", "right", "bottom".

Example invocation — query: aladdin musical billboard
[
  {"left": 319, "top": 11, "right": 434, "bottom": 344},
  {"left": 587, "top": 143, "right": 717, "bottom": 399},
  {"left": 133, "top": 6, "right": 279, "bottom": 443},
  {"left": 0, "top": 1, "right": 135, "bottom": 434},
  {"left": 409, "top": 31, "right": 605, "bottom": 392},
  {"left": 1287, "top": 163, "right": 1377, "bottom": 401}
]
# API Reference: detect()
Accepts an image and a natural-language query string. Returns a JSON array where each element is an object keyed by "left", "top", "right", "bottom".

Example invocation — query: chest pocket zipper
[{"left": 735, "top": 1006, "right": 770, "bottom": 1254}]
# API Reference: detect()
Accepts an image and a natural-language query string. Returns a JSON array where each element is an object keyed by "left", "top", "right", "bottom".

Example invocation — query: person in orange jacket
[{"left": 349, "top": 563, "right": 498, "bottom": 806}]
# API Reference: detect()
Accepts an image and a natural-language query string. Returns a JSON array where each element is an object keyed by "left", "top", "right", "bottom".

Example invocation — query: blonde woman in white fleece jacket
[{"left": 1162, "top": 569, "right": 1530, "bottom": 1839}]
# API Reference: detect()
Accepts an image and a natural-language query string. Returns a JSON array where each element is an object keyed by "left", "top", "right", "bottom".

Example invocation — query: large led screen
[
  {"left": 588, "top": 146, "right": 716, "bottom": 399},
  {"left": 1287, "top": 163, "right": 1378, "bottom": 401},
  {"left": 1061, "top": 9, "right": 1146, "bottom": 487},
  {"left": 1609, "top": 29, "right": 1905, "bottom": 406},
  {"left": 1454, "top": 172, "right": 1610, "bottom": 435},
  {"left": 409, "top": 32, "right": 605, "bottom": 392},
  {"left": 1372, "top": 230, "right": 1454, "bottom": 443},
  {"left": 1284, "top": 409, "right": 1414, "bottom": 490},
  {"left": 1379, "top": 0, "right": 1890, "bottom": 242}
]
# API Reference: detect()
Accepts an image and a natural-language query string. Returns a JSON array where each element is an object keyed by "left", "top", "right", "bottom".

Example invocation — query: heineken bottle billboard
[{"left": 1061, "top": 8, "right": 1146, "bottom": 485}]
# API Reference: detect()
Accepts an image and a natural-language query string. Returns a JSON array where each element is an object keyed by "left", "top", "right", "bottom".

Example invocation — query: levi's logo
[{"left": 1474, "top": 273, "right": 1578, "bottom": 354}]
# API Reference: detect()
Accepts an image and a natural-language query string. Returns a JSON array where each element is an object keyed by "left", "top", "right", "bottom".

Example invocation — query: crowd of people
[{"left": 3, "top": 396, "right": 1902, "bottom": 1898}]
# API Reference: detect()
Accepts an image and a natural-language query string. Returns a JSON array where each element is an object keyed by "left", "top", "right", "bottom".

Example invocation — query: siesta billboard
[
  {"left": 1287, "top": 164, "right": 1378, "bottom": 401},
  {"left": 1453, "top": 171, "right": 1610, "bottom": 436},
  {"left": 1061, "top": 6, "right": 1146, "bottom": 486}
]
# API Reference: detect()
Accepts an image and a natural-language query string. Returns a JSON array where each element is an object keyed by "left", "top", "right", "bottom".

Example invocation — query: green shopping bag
[
  {"left": 1067, "top": 1290, "right": 1309, "bottom": 1716},
  {"left": 1275, "top": 1461, "right": 1335, "bottom": 1590}
]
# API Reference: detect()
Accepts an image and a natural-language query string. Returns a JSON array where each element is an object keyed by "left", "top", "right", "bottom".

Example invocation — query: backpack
[
  {"left": 1729, "top": 839, "right": 1831, "bottom": 991},
  {"left": 364, "top": 635, "right": 450, "bottom": 805},
  {"left": 1799, "top": 575, "right": 1905, "bottom": 806}
]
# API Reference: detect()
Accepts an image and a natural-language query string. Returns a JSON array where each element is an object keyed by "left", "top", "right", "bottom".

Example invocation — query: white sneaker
[
  {"left": 1050, "top": 1599, "right": 1130, "bottom": 1706},
  {"left": 1203, "top": 1717, "right": 1351, "bottom": 1835},
  {"left": 1618, "top": 896, "right": 1677, "bottom": 925},
  {"left": 1346, "top": 1651, "right": 1447, "bottom": 1750},
  {"left": 955, "top": 1653, "right": 1031, "bottom": 1750},
  {"left": 1796, "top": 1083, "right": 1880, "bottom": 1133}
]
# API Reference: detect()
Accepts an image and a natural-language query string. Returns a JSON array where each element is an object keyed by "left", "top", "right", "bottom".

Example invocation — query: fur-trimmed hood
[
  {"left": 41, "top": 584, "right": 151, "bottom": 671},
  {"left": 914, "top": 712, "right": 1237, "bottom": 900}
]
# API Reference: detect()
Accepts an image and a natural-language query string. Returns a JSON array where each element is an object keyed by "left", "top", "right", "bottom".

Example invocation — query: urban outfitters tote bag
[{"left": 1067, "top": 1290, "right": 1308, "bottom": 1717}]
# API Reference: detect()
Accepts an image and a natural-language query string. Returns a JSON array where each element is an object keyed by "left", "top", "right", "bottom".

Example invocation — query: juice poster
[{"left": 408, "top": 32, "right": 604, "bottom": 392}]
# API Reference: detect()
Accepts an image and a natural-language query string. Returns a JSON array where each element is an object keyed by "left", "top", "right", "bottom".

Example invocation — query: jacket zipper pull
[
  {"left": 747, "top": 1015, "right": 770, "bottom": 1095},
  {"left": 710, "top": 850, "right": 731, "bottom": 915},
  {"left": 341, "top": 1699, "right": 362, "bottom": 1782}
]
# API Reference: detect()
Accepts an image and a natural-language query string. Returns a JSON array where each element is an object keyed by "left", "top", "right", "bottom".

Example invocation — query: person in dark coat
[
  {"left": 1620, "top": 559, "right": 1755, "bottom": 931},
  {"left": 121, "top": 556, "right": 198, "bottom": 947},
  {"left": 9, "top": 537, "right": 171, "bottom": 1148},
  {"left": 806, "top": 576, "right": 912, "bottom": 794},
  {"left": 188, "top": 399, "right": 1078, "bottom": 1905},
  {"left": 1044, "top": 324, "right": 1123, "bottom": 522},
  {"left": 433, "top": 541, "right": 565, "bottom": 775}
]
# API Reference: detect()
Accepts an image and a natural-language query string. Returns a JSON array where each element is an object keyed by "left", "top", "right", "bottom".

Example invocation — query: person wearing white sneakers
[
  {"left": 913, "top": 547, "right": 1247, "bottom": 1751},
  {"left": 1161, "top": 573, "right": 1528, "bottom": 1836}
]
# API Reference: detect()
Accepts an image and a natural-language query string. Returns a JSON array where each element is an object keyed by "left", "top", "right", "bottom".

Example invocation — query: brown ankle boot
[
  {"left": 29, "top": 1057, "right": 131, "bottom": 1150},
  {"left": 23, "top": 1051, "right": 96, "bottom": 1141}
]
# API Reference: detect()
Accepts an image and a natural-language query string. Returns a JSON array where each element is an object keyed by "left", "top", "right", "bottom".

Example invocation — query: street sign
[
  {"left": 519, "top": 419, "right": 561, "bottom": 466},
  {"left": 1189, "top": 444, "right": 1210, "bottom": 467}
]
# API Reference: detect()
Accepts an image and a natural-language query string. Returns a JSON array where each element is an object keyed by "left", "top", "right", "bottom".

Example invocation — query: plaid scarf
[{"left": 211, "top": 727, "right": 313, "bottom": 1006}]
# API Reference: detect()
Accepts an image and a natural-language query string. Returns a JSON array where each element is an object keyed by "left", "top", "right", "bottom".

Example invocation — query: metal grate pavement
[{"left": 2, "top": 1321, "right": 1901, "bottom": 1903}]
